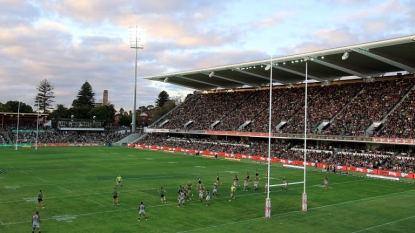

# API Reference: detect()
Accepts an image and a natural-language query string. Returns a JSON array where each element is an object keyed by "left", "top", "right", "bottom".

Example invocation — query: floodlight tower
[
  {"left": 302, "top": 58, "right": 309, "bottom": 211},
  {"left": 129, "top": 26, "right": 144, "bottom": 133},
  {"left": 264, "top": 58, "right": 272, "bottom": 218},
  {"left": 35, "top": 100, "right": 39, "bottom": 150}
]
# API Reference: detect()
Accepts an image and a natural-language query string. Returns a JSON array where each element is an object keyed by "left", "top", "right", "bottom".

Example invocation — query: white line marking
[
  {"left": 36, "top": 177, "right": 48, "bottom": 182},
  {"left": 87, "top": 199, "right": 105, "bottom": 207},
  {"left": 0, "top": 220, "right": 4, "bottom": 225},
  {"left": 20, "top": 171, "right": 28, "bottom": 174},
  {"left": 351, "top": 215, "right": 415, "bottom": 233},
  {"left": 7, "top": 165, "right": 14, "bottom": 168},
  {"left": 2, "top": 189, "right": 413, "bottom": 226},
  {"left": 58, "top": 186, "right": 71, "bottom": 192}
]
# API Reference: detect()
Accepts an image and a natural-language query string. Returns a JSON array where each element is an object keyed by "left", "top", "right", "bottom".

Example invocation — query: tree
[
  {"left": 138, "top": 106, "right": 148, "bottom": 113},
  {"left": 151, "top": 100, "right": 176, "bottom": 123},
  {"left": 49, "top": 104, "right": 68, "bottom": 120},
  {"left": 35, "top": 79, "right": 55, "bottom": 113},
  {"left": 1, "top": 100, "right": 33, "bottom": 113},
  {"left": 72, "top": 81, "right": 95, "bottom": 108},
  {"left": 89, "top": 104, "right": 117, "bottom": 124},
  {"left": 117, "top": 115, "right": 132, "bottom": 127},
  {"left": 119, "top": 108, "right": 125, "bottom": 116},
  {"left": 70, "top": 81, "right": 96, "bottom": 118},
  {"left": 155, "top": 91, "right": 170, "bottom": 108}
]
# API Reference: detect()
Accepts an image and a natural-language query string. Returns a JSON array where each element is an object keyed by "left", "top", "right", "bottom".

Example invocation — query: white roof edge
[{"left": 143, "top": 34, "right": 415, "bottom": 80}]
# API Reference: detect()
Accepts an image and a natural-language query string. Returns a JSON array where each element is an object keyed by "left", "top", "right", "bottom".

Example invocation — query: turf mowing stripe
[
  {"left": 351, "top": 215, "right": 415, "bottom": 233},
  {"left": 87, "top": 198, "right": 106, "bottom": 207},
  {"left": 2, "top": 189, "right": 413, "bottom": 226},
  {"left": 58, "top": 186, "right": 71, "bottom": 192},
  {"left": 36, "top": 177, "right": 48, "bottom": 182},
  {"left": 310, "top": 189, "right": 415, "bottom": 210}
]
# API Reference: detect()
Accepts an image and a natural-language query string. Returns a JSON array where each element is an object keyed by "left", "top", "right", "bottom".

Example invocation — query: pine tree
[
  {"left": 35, "top": 79, "right": 55, "bottom": 113},
  {"left": 72, "top": 81, "right": 95, "bottom": 108},
  {"left": 155, "top": 91, "right": 170, "bottom": 108}
]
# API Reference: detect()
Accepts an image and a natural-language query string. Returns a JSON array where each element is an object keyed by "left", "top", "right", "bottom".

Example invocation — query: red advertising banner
[{"left": 134, "top": 144, "right": 415, "bottom": 179}]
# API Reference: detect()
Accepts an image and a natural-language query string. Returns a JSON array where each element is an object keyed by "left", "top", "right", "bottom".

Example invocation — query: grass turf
[{"left": 0, "top": 146, "right": 414, "bottom": 233}]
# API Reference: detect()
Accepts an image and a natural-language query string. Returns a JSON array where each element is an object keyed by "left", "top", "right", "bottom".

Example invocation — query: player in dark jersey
[
  {"left": 246, "top": 171, "right": 250, "bottom": 182},
  {"left": 113, "top": 187, "right": 120, "bottom": 206},
  {"left": 216, "top": 173, "right": 222, "bottom": 185},
  {"left": 187, "top": 181, "right": 193, "bottom": 199},
  {"left": 36, "top": 190, "right": 44, "bottom": 209},
  {"left": 158, "top": 187, "right": 167, "bottom": 203},
  {"left": 255, "top": 169, "right": 259, "bottom": 179},
  {"left": 197, "top": 176, "right": 202, "bottom": 189}
]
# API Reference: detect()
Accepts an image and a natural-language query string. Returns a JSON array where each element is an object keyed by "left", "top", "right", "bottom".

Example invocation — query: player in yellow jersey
[
  {"left": 229, "top": 185, "right": 236, "bottom": 201},
  {"left": 116, "top": 175, "right": 123, "bottom": 188}
]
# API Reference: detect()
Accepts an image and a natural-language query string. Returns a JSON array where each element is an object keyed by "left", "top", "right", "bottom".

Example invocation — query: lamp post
[{"left": 129, "top": 26, "right": 144, "bottom": 133}]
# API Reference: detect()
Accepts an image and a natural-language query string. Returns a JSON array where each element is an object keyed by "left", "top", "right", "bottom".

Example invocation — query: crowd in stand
[
  {"left": 325, "top": 79, "right": 415, "bottom": 136},
  {"left": 2, "top": 122, "right": 125, "bottom": 144},
  {"left": 376, "top": 90, "right": 415, "bottom": 138},
  {"left": 283, "top": 82, "right": 365, "bottom": 134},
  {"left": 139, "top": 134, "right": 415, "bottom": 173},
  {"left": 155, "top": 77, "right": 415, "bottom": 139}
]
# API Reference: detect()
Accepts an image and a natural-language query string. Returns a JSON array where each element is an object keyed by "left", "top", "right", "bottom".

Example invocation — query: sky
[{"left": 1, "top": 0, "right": 415, "bottom": 113}]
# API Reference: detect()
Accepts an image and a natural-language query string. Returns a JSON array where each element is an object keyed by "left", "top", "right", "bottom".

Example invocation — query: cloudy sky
[{"left": 1, "top": 0, "right": 414, "bottom": 112}]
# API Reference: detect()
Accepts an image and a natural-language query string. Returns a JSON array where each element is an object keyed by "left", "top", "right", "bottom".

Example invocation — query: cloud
[{"left": 256, "top": 11, "right": 298, "bottom": 28}]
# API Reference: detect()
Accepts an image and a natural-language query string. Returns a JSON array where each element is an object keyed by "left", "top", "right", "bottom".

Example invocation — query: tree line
[{"left": 0, "top": 79, "right": 190, "bottom": 127}]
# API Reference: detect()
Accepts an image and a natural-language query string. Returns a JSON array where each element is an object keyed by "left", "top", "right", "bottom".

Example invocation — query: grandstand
[
  {"left": 0, "top": 113, "right": 126, "bottom": 146},
  {"left": 135, "top": 34, "right": 415, "bottom": 178}
]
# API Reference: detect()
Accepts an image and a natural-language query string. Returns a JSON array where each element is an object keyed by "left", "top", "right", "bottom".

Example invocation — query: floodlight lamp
[
  {"left": 342, "top": 52, "right": 349, "bottom": 60},
  {"left": 264, "top": 64, "right": 271, "bottom": 70},
  {"left": 209, "top": 71, "right": 214, "bottom": 77}
]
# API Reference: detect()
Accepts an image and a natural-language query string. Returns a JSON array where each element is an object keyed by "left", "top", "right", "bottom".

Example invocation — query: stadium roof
[{"left": 144, "top": 35, "right": 415, "bottom": 90}]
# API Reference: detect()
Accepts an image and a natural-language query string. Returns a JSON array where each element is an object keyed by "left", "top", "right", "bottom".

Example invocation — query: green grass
[{"left": 0, "top": 147, "right": 414, "bottom": 233}]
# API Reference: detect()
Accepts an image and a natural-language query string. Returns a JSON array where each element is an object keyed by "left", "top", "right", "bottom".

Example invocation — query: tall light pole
[
  {"left": 129, "top": 26, "right": 144, "bottom": 133},
  {"left": 35, "top": 100, "right": 39, "bottom": 150},
  {"left": 265, "top": 57, "right": 272, "bottom": 218},
  {"left": 302, "top": 58, "right": 309, "bottom": 211}
]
